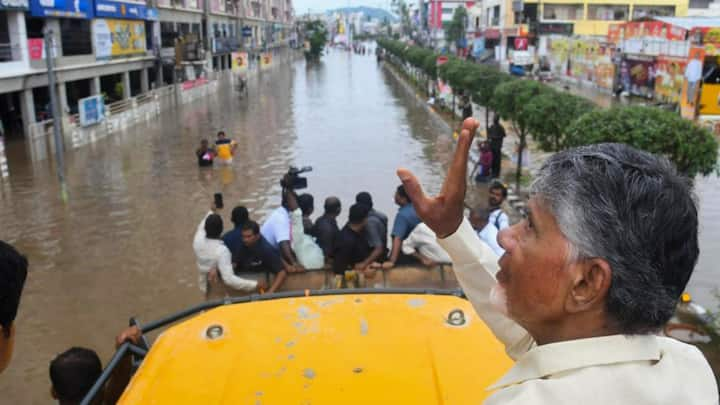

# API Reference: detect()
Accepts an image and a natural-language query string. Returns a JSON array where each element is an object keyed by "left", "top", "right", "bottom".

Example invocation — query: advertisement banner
[
  {"left": 30, "top": 0, "right": 92, "bottom": 18},
  {"left": 624, "top": 55, "right": 656, "bottom": 98},
  {"left": 94, "top": 0, "right": 148, "bottom": 19},
  {"left": 681, "top": 47, "right": 705, "bottom": 120},
  {"left": 78, "top": 95, "right": 105, "bottom": 127},
  {"left": 0, "top": 0, "right": 28, "bottom": 10},
  {"left": 594, "top": 45, "right": 615, "bottom": 90},
  {"left": 93, "top": 19, "right": 147, "bottom": 60},
  {"left": 231, "top": 51, "right": 248, "bottom": 72},
  {"left": 655, "top": 56, "right": 687, "bottom": 103},
  {"left": 514, "top": 37, "right": 528, "bottom": 51},
  {"left": 260, "top": 52, "right": 272, "bottom": 69},
  {"left": 28, "top": 38, "right": 44, "bottom": 60}
]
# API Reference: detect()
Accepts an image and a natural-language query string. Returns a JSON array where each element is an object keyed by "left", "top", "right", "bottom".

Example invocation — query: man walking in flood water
[
  {"left": 487, "top": 116, "right": 506, "bottom": 178},
  {"left": 397, "top": 117, "right": 718, "bottom": 404}
]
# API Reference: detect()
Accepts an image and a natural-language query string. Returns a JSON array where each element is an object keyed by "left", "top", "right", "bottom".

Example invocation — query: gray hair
[{"left": 530, "top": 143, "right": 699, "bottom": 334}]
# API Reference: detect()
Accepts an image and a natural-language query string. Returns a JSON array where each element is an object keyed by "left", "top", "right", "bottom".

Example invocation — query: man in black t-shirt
[
  {"left": 333, "top": 204, "right": 373, "bottom": 281},
  {"left": 233, "top": 221, "right": 287, "bottom": 293},
  {"left": 196, "top": 139, "right": 215, "bottom": 167}
]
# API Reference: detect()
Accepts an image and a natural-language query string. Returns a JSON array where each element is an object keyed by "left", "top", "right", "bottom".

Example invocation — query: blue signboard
[
  {"left": 30, "top": 0, "right": 92, "bottom": 18},
  {"left": 78, "top": 95, "right": 105, "bottom": 127},
  {"left": 95, "top": 0, "right": 149, "bottom": 19},
  {"left": 145, "top": 7, "right": 158, "bottom": 20},
  {"left": 242, "top": 26, "right": 252, "bottom": 37}
]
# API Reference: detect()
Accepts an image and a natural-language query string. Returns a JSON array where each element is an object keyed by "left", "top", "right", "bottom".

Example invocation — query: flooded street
[{"left": 0, "top": 46, "right": 718, "bottom": 402}]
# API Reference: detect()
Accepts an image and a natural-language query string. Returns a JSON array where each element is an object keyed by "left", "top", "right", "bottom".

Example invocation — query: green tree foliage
[
  {"left": 493, "top": 80, "right": 549, "bottom": 190},
  {"left": 444, "top": 7, "right": 467, "bottom": 47},
  {"left": 525, "top": 91, "right": 595, "bottom": 151},
  {"left": 303, "top": 20, "right": 328, "bottom": 60},
  {"left": 565, "top": 106, "right": 719, "bottom": 178},
  {"left": 391, "top": 0, "right": 412, "bottom": 37}
]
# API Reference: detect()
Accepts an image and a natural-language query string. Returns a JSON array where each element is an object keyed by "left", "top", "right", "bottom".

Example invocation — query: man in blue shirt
[
  {"left": 234, "top": 220, "right": 287, "bottom": 293},
  {"left": 222, "top": 206, "right": 249, "bottom": 254},
  {"left": 382, "top": 185, "right": 421, "bottom": 269}
]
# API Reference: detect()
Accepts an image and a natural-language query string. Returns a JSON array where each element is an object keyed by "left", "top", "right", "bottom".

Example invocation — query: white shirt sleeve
[
  {"left": 216, "top": 246, "right": 258, "bottom": 292},
  {"left": 438, "top": 218, "right": 534, "bottom": 360},
  {"left": 273, "top": 209, "right": 291, "bottom": 244},
  {"left": 193, "top": 211, "right": 212, "bottom": 251}
]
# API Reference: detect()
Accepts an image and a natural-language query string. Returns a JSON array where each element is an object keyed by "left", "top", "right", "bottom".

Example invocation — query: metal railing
[{"left": 79, "top": 287, "right": 465, "bottom": 405}]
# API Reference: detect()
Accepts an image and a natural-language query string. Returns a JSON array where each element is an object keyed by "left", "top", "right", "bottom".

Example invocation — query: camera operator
[{"left": 260, "top": 174, "right": 307, "bottom": 273}]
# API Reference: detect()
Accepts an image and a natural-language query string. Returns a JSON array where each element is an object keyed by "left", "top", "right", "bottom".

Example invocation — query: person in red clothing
[{"left": 471, "top": 140, "right": 493, "bottom": 183}]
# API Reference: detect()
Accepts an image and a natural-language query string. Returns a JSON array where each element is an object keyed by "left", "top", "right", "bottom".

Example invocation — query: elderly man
[{"left": 397, "top": 118, "right": 717, "bottom": 403}]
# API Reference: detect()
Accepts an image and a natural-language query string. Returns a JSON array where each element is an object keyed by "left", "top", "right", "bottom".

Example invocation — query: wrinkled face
[
  {"left": 242, "top": 229, "right": 260, "bottom": 246},
  {"left": 489, "top": 188, "right": 505, "bottom": 207},
  {"left": 495, "top": 197, "right": 574, "bottom": 331}
]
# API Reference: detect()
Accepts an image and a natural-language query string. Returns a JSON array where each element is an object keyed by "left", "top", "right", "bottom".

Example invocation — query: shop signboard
[
  {"left": 30, "top": 0, "right": 92, "bottom": 18},
  {"left": 242, "top": 26, "right": 252, "bottom": 37},
  {"left": 231, "top": 51, "right": 247, "bottom": 72},
  {"left": 94, "top": 0, "right": 148, "bottom": 19},
  {"left": 624, "top": 55, "right": 656, "bottom": 98},
  {"left": 0, "top": 0, "right": 28, "bottom": 10},
  {"left": 535, "top": 23, "right": 573, "bottom": 36},
  {"left": 93, "top": 19, "right": 147, "bottom": 60},
  {"left": 594, "top": 45, "right": 615, "bottom": 90},
  {"left": 514, "top": 37, "right": 528, "bottom": 51},
  {"left": 655, "top": 56, "right": 687, "bottom": 103},
  {"left": 78, "top": 95, "right": 105, "bottom": 127}
]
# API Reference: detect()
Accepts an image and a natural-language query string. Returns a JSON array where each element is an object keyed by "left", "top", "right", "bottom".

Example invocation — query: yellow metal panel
[
  {"left": 699, "top": 84, "right": 720, "bottom": 115},
  {"left": 119, "top": 294, "right": 513, "bottom": 404}
]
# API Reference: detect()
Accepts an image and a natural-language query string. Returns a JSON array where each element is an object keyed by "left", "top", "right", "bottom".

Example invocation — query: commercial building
[{"left": 0, "top": 0, "right": 294, "bottom": 139}]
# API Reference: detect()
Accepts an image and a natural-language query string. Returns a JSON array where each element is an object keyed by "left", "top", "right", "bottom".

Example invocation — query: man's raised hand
[{"left": 397, "top": 118, "right": 480, "bottom": 238}]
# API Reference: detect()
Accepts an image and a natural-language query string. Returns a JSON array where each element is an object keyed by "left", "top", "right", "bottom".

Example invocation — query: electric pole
[{"left": 43, "top": 27, "right": 67, "bottom": 197}]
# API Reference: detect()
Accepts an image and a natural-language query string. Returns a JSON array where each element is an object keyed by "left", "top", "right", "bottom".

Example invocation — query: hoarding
[
  {"left": 78, "top": 95, "right": 105, "bottom": 127},
  {"left": 94, "top": 0, "right": 148, "bottom": 20},
  {"left": 655, "top": 56, "right": 687, "bottom": 103},
  {"left": 231, "top": 51, "right": 247, "bottom": 72},
  {"left": 30, "top": 0, "right": 92, "bottom": 18},
  {"left": 93, "top": 19, "right": 147, "bottom": 60}
]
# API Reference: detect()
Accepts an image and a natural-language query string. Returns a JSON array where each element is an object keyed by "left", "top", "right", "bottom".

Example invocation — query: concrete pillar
[
  {"left": 122, "top": 71, "right": 131, "bottom": 99},
  {"left": 20, "top": 88, "right": 36, "bottom": 135},
  {"left": 57, "top": 82, "right": 69, "bottom": 116},
  {"left": 8, "top": 11, "right": 29, "bottom": 65},
  {"left": 140, "top": 68, "right": 149, "bottom": 93},
  {"left": 90, "top": 76, "right": 101, "bottom": 95}
]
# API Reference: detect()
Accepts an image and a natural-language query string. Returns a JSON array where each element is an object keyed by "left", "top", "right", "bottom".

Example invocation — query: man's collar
[{"left": 488, "top": 334, "right": 660, "bottom": 390}]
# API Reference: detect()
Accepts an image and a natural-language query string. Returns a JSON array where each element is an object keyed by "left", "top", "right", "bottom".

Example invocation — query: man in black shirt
[
  {"left": 196, "top": 139, "right": 215, "bottom": 167},
  {"left": 487, "top": 115, "right": 506, "bottom": 178},
  {"left": 233, "top": 221, "right": 287, "bottom": 293},
  {"left": 333, "top": 204, "right": 373, "bottom": 288},
  {"left": 355, "top": 191, "right": 388, "bottom": 265},
  {"left": 312, "top": 196, "right": 341, "bottom": 258}
]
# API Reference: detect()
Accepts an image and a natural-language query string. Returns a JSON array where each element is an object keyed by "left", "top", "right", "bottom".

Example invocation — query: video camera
[{"left": 281, "top": 166, "right": 313, "bottom": 190}]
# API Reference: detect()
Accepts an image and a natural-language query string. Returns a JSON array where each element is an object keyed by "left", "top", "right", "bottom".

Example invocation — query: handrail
[{"left": 79, "top": 288, "right": 464, "bottom": 405}]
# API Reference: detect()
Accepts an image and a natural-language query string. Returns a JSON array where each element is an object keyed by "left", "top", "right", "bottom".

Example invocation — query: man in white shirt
[
  {"left": 401, "top": 222, "right": 451, "bottom": 266},
  {"left": 260, "top": 189, "right": 305, "bottom": 273},
  {"left": 193, "top": 204, "right": 266, "bottom": 298},
  {"left": 488, "top": 180, "right": 509, "bottom": 230},
  {"left": 396, "top": 118, "right": 718, "bottom": 404},
  {"left": 469, "top": 207, "right": 505, "bottom": 257}
]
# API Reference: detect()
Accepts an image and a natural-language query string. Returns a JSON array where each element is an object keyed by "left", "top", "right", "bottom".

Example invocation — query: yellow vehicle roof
[{"left": 120, "top": 293, "right": 512, "bottom": 404}]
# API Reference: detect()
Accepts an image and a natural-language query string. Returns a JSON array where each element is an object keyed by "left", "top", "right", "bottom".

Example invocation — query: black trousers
[{"left": 491, "top": 147, "right": 502, "bottom": 177}]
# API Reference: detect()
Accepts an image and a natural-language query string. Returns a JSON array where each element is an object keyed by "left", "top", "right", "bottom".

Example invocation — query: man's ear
[{"left": 565, "top": 258, "right": 612, "bottom": 314}]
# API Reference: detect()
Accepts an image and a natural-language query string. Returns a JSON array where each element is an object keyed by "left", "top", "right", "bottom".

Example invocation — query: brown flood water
[{"left": 0, "top": 47, "right": 718, "bottom": 402}]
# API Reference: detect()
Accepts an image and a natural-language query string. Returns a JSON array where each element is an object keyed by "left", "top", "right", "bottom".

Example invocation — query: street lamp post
[{"left": 43, "top": 27, "right": 67, "bottom": 196}]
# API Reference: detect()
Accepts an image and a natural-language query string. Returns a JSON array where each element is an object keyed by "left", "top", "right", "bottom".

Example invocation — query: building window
[
  {"left": 633, "top": 6, "right": 675, "bottom": 19},
  {"left": 690, "top": 0, "right": 712, "bottom": 8},
  {"left": 588, "top": 5, "right": 629, "bottom": 21},
  {"left": 160, "top": 22, "right": 176, "bottom": 47},
  {"left": 543, "top": 4, "right": 583, "bottom": 20},
  {"left": 0, "top": 12, "right": 10, "bottom": 62},
  {"left": 60, "top": 19, "right": 92, "bottom": 56}
]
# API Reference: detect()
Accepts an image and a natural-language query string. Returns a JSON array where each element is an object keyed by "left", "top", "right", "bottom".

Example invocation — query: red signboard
[
  {"left": 436, "top": 55, "right": 449, "bottom": 66},
  {"left": 613, "top": 21, "right": 687, "bottom": 42},
  {"left": 28, "top": 38, "right": 44, "bottom": 60},
  {"left": 514, "top": 37, "right": 528, "bottom": 50},
  {"left": 484, "top": 29, "right": 500, "bottom": 39}
]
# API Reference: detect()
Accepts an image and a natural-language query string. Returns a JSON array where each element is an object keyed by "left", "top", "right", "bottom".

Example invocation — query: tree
[
  {"left": 445, "top": 7, "right": 468, "bottom": 51},
  {"left": 303, "top": 20, "right": 328, "bottom": 61},
  {"left": 525, "top": 91, "right": 595, "bottom": 152},
  {"left": 471, "top": 65, "right": 511, "bottom": 131},
  {"left": 391, "top": 0, "right": 412, "bottom": 37},
  {"left": 492, "top": 79, "right": 548, "bottom": 190},
  {"left": 565, "top": 106, "right": 719, "bottom": 178}
]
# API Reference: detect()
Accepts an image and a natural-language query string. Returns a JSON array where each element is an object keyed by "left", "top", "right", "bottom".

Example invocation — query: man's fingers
[
  {"left": 442, "top": 119, "right": 477, "bottom": 204},
  {"left": 397, "top": 168, "right": 429, "bottom": 211}
]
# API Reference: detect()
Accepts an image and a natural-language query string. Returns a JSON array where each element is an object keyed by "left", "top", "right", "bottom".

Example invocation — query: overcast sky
[{"left": 293, "top": 0, "right": 392, "bottom": 14}]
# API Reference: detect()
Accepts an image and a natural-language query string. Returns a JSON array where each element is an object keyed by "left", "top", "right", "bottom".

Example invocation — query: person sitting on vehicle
[
  {"left": 214, "top": 131, "right": 237, "bottom": 164},
  {"left": 355, "top": 191, "right": 388, "bottom": 266},
  {"left": 333, "top": 204, "right": 376, "bottom": 287},
  {"left": 297, "top": 193, "right": 315, "bottom": 234},
  {"left": 468, "top": 207, "right": 505, "bottom": 257},
  {"left": 0, "top": 241, "right": 28, "bottom": 375},
  {"left": 233, "top": 221, "right": 287, "bottom": 293},
  {"left": 196, "top": 139, "right": 215, "bottom": 167},
  {"left": 49, "top": 347, "right": 102, "bottom": 405},
  {"left": 222, "top": 206, "right": 249, "bottom": 255},
  {"left": 488, "top": 180, "right": 510, "bottom": 230},
  {"left": 260, "top": 189, "right": 306, "bottom": 273},
  {"left": 288, "top": 191, "right": 324, "bottom": 270},
  {"left": 401, "top": 222, "right": 451, "bottom": 267},
  {"left": 193, "top": 203, "right": 266, "bottom": 298},
  {"left": 382, "top": 185, "right": 421, "bottom": 269},
  {"left": 311, "top": 197, "right": 342, "bottom": 259}
]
